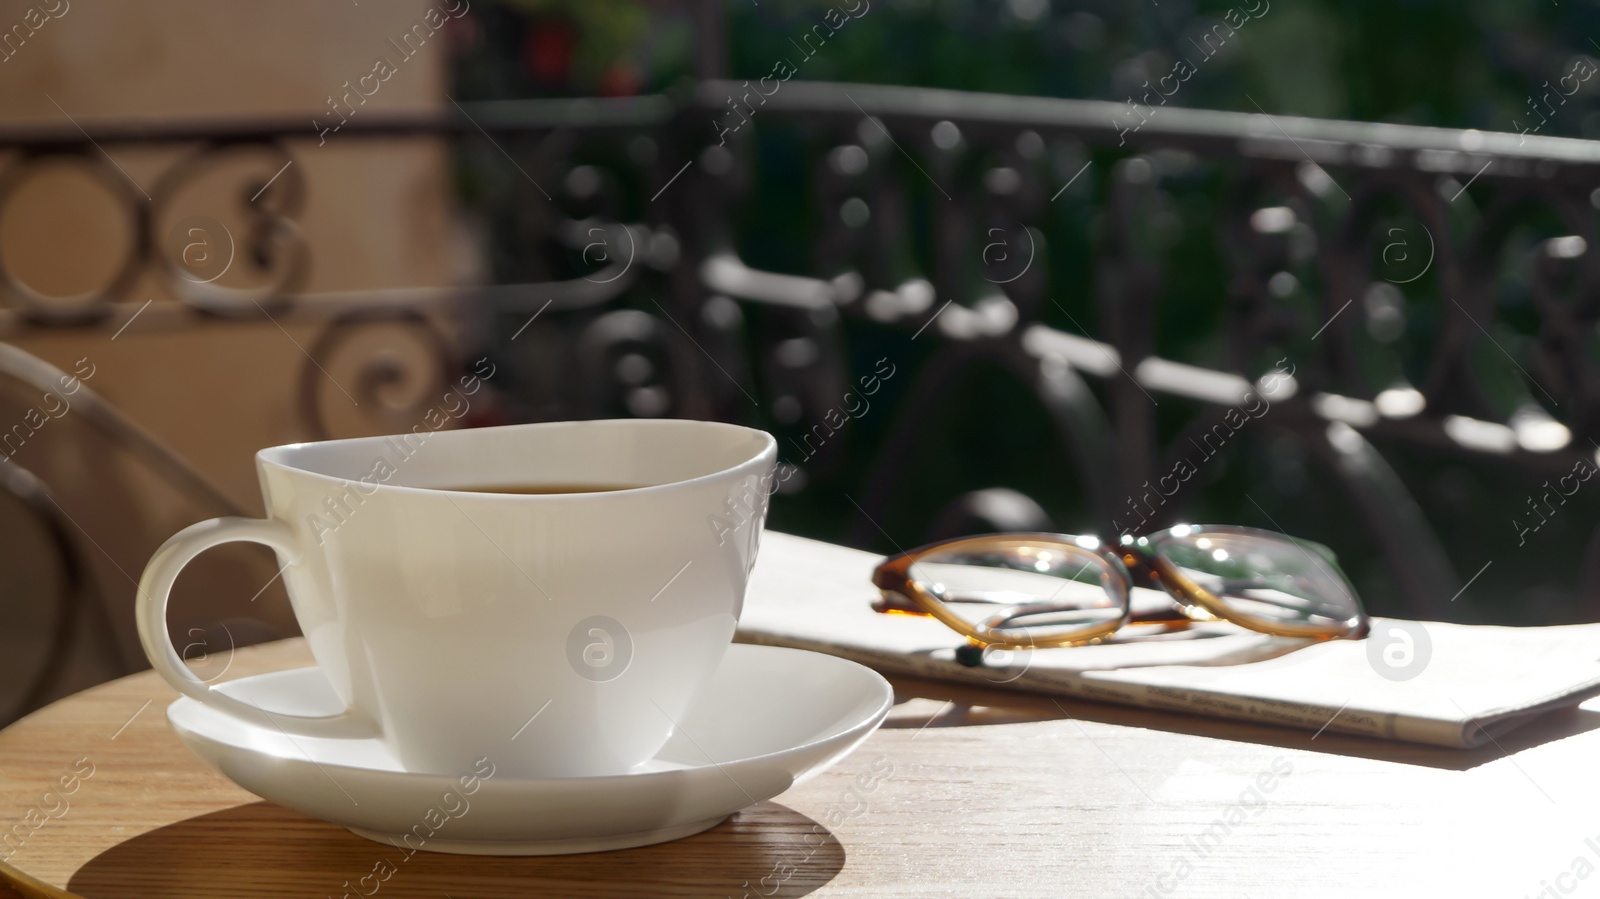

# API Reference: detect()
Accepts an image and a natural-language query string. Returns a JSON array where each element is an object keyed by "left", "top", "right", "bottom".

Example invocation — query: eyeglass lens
[
  {"left": 905, "top": 538, "right": 1127, "bottom": 643},
  {"left": 1148, "top": 528, "right": 1362, "bottom": 634}
]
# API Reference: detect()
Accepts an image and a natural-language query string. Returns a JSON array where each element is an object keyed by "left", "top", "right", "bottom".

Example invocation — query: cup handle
[{"left": 136, "top": 517, "right": 377, "bottom": 739}]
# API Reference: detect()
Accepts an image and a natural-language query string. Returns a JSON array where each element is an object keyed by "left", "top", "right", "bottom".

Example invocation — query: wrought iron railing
[{"left": 3, "top": 78, "right": 1599, "bottom": 719}]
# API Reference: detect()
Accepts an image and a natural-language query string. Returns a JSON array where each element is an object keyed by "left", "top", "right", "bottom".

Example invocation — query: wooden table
[{"left": 3, "top": 637, "right": 1599, "bottom": 897}]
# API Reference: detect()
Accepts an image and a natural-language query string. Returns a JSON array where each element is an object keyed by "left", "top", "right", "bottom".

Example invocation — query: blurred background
[{"left": 2, "top": 0, "right": 1599, "bottom": 724}]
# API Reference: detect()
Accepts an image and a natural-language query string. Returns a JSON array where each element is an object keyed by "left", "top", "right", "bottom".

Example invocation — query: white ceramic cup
[{"left": 136, "top": 419, "right": 777, "bottom": 779}]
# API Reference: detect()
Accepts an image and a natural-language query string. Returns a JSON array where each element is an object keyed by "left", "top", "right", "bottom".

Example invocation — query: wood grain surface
[{"left": 3, "top": 636, "right": 1600, "bottom": 898}]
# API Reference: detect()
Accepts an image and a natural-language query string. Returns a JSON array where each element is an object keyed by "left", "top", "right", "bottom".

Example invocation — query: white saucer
[{"left": 167, "top": 643, "right": 892, "bottom": 855}]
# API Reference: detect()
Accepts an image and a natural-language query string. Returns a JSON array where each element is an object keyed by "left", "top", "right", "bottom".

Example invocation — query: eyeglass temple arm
[
  {"left": 873, "top": 587, "right": 1197, "bottom": 626},
  {"left": 871, "top": 589, "right": 924, "bottom": 614}
]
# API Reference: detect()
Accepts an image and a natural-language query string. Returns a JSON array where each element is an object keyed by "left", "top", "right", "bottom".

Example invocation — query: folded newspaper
[{"left": 736, "top": 532, "right": 1600, "bottom": 749}]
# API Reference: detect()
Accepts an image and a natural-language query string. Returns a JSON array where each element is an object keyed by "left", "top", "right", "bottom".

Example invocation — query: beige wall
[
  {"left": 0, "top": 0, "right": 473, "bottom": 704},
  {"left": 2, "top": 0, "right": 451, "bottom": 119},
  {"left": 0, "top": 0, "right": 466, "bottom": 506}
]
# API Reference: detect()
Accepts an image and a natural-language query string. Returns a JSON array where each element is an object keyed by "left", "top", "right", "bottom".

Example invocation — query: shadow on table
[
  {"left": 69, "top": 800, "right": 843, "bottom": 898},
  {"left": 877, "top": 674, "right": 1600, "bottom": 772}
]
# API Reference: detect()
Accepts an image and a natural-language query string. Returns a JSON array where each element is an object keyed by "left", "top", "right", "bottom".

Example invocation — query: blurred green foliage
[
  {"left": 455, "top": 1, "right": 1600, "bottom": 624},
  {"left": 463, "top": 0, "right": 1600, "bottom": 136}
]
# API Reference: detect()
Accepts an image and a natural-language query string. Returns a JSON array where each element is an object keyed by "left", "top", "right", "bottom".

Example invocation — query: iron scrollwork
[{"left": 2, "top": 87, "right": 1600, "bottom": 620}]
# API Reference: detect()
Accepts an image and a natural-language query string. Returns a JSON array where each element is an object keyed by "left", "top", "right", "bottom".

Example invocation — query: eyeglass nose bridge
[{"left": 1114, "top": 542, "right": 1214, "bottom": 620}]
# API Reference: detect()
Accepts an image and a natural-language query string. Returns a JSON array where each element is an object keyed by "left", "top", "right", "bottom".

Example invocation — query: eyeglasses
[{"left": 871, "top": 525, "right": 1369, "bottom": 652}]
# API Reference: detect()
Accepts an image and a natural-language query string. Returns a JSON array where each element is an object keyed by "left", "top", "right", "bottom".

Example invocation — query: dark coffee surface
[{"left": 446, "top": 483, "right": 639, "bottom": 494}]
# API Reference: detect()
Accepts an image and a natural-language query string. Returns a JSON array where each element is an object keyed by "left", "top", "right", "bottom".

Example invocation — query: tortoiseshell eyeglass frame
[{"left": 870, "top": 526, "right": 1370, "bottom": 651}]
